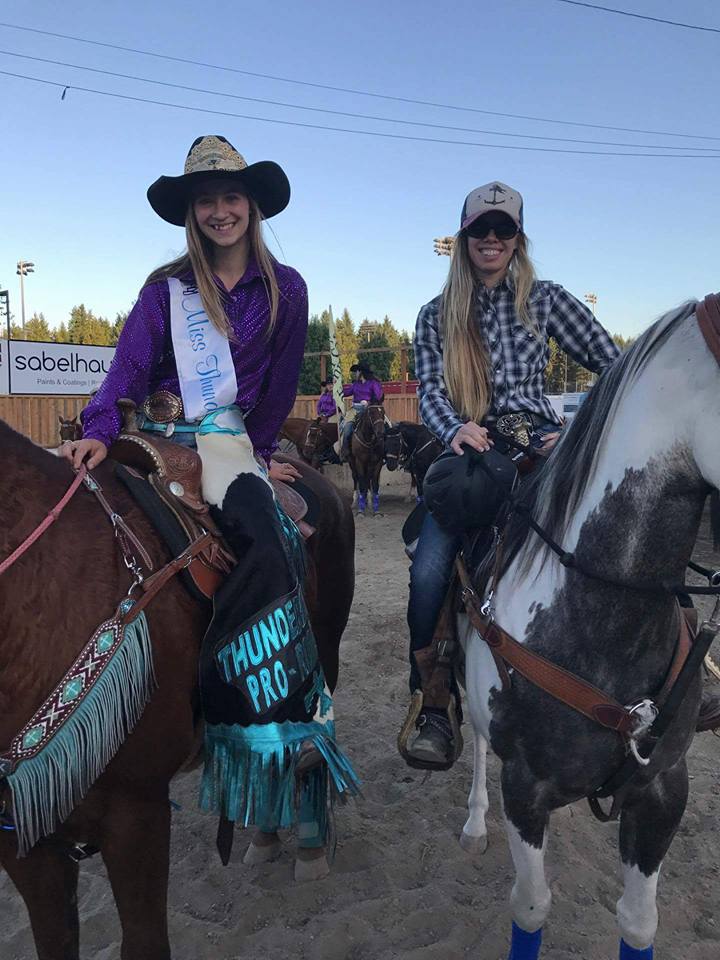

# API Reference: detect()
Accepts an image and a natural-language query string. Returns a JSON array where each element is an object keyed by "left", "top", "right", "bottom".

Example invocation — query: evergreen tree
[
  {"left": 298, "top": 314, "right": 330, "bottom": 394},
  {"left": 68, "top": 305, "right": 114, "bottom": 345},
  {"left": 335, "top": 308, "right": 358, "bottom": 382},
  {"left": 362, "top": 329, "right": 392, "bottom": 381},
  {"left": 24, "top": 312, "right": 52, "bottom": 342},
  {"left": 399, "top": 332, "right": 416, "bottom": 381},
  {"left": 9, "top": 322, "right": 25, "bottom": 339},
  {"left": 54, "top": 322, "right": 70, "bottom": 343},
  {"left": 612, "top": 333, "right": 635, "bottom": 351},
  {"left": 378, "top": 315, "right": 402, "bottom": 379},
  {"left": 111, "top": 311, "right": 129, "bottom": 345}
]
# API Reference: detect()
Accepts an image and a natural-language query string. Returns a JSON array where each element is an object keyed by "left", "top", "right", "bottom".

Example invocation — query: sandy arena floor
[{"left": 2, "top": 491, "right": 719, "bottom": 959}]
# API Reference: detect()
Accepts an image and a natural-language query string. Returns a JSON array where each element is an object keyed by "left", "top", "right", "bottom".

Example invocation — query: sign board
[{"left": 0, "top": 339, "right": 115, "bottom": 395}]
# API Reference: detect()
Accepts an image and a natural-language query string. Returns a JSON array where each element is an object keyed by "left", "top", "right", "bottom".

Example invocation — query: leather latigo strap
[
  {"left": 697, "top": 293, "right": 720, "bottom": 366},
  {"left": 121, "top": 532, "right": 215, "bottom": 626},
  {"left": 456, "top": 557, "right": 635, "bottom": 735}
]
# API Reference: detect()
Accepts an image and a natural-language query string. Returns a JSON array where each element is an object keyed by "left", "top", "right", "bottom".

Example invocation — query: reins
[{"left": 0, "top": 466, "right": 88, "bottom": 577}]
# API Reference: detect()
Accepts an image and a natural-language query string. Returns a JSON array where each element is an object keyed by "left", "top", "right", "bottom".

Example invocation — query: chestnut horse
[
  {"left": 0, "top": 419, "right": 355, "bottom": 960},
  {"left": 278, "top": 417, "right": 338, "bottom": 470}
]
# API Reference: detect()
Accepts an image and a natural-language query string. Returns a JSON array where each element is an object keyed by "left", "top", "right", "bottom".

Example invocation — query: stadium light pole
[
  {"left": 0, "top": 287, "right": 9, "bottom": 342},
  {"left": 584, "top": 293, "right": 598, "bottom": 386},
  {"left": 17, "top": 260, "right": 35, "bottom": 334}
]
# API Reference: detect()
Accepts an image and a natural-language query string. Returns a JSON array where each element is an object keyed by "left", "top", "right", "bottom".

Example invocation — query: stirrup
[{"left": 397, "top": 691, "right": 463, "bottom": 771}]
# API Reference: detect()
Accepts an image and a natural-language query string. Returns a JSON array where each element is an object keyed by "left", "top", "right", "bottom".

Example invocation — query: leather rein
[{"left": 0, "top": 462, "right": 211, "bottom": 604}]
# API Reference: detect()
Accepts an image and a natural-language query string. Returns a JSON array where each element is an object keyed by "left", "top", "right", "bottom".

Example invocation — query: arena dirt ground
[{"left": 2, "top": 488, "right": 719, "bottom": 959}]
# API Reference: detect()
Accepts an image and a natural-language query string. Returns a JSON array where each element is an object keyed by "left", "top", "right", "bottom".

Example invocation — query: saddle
[{"left": 108, "top": 400, "right": 315, "bottom": 600}]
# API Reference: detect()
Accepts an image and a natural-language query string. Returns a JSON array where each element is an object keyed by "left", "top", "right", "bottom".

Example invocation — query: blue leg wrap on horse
[
  {"left": 358, "top": 494, "right": 367, "bottom": 511},
  {"left": 620, "top": 940, "right": 653, "bottom": 959},
  {"left": 508, "top": 923, "right": 542, "bottom": 960},
  {"left": 372, "top": 493, "right": 380, "bottom": 511}
]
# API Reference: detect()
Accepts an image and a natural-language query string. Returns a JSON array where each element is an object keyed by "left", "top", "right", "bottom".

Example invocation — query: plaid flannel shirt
[{"left": 414, "top": 279, "right": 620, "bottom": 445}]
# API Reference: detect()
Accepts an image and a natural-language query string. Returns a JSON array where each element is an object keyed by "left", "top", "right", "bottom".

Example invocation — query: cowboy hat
[{"left": 147, "top": 135, "right": 290, "bottom": 226}]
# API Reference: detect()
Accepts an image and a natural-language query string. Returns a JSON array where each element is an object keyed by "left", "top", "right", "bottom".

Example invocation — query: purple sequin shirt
[{"left": 81, "top": 258, "right": 308, "bottom": 463}]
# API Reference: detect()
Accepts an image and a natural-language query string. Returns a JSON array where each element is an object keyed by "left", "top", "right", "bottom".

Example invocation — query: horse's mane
[
  {"left": 0, "top": 418, "right": 69, "bottom": 481},
  {"left": 499, "top": 300, "right": 698, "bottom": 576}
]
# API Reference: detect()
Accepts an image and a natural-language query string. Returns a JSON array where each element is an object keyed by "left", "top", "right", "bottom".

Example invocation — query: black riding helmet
[{"left": 423, "top": 445, "right": 517, "bottom": 535}]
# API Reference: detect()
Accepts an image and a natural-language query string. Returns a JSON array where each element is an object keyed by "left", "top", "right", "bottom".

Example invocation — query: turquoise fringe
[
  {"left": 7, "top": 612, "right": 154, "bottom": 856},
  {"left": 199, "top": 719, "right": 360, "bottom": 840}
]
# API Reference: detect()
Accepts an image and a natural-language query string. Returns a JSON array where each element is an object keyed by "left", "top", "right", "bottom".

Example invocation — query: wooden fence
[
  {"left": 1, "top": 393, "right": 421, "bottom": 447},
  {"left": 0, "top": 395, "right": 90, "bottom": 447}
]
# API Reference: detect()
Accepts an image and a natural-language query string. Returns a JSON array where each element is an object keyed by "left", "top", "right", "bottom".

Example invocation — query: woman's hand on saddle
[
  {"left": 269, "top": 460, "right": 302, "bottom": 484},
  {"left": 60, "top": 438, "right": 108, "bottom": 470},
  {"left": 450, "top": 422, "right": 493, "bottom": 456}
]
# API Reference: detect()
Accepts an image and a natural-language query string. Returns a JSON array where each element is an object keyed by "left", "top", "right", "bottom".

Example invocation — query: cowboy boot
[{"left": 408, "top": 645, "right": 456, "bottom": 765}]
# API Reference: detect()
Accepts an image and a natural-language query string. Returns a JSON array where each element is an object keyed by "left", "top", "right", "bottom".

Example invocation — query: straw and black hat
[{"left": 147, "top": 135, "right": 290, "bottom": 226}]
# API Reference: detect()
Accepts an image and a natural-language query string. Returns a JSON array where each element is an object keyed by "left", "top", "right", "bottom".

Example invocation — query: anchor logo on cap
[{"left": 484, "top": 183, "right": 507, "bottom": 206}]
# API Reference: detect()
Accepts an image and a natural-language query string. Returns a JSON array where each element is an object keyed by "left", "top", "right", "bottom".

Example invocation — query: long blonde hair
[
  {"left": 145, "top": 195, "right": 280, "bottom": 339},
  {"left": 440, "top": 232, "right": 537, "bottom": 424}
]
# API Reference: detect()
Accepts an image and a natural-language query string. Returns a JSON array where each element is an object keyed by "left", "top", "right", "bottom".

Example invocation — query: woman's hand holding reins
[
  {"left": 450, "top": 422, "right": 493, "bottom": 456},
  {"left": 60, "top": 438, "right": 108, "bottom": 470},
  {"left": 269, "top": 459, "right": 302, "bottom": 484}
]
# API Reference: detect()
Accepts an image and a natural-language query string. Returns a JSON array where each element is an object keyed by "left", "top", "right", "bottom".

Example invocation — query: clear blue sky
[{"left": 1, "top": 0, "right": 718, "bottom": 338}]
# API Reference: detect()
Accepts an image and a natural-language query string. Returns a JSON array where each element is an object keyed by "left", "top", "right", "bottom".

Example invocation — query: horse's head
[
  {"left": 58, "top": 415, "right": 82, "bottom": 442},
  {"left": 366, "top": 404, "right": 386, "bottom": 443},
  {"left": 384, "top": 424, "right": 405, "bottom": 471},
  {"left": 302, "top": 418, "right": 325, "bottom": 461}
]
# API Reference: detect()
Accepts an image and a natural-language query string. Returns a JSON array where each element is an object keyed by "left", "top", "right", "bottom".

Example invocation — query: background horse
[
  {"left": 58, "top": 416, "right": 83, "bottom": 443},
  {"left": 301, "top": 417, "right": 339, "bottom": 471},
  {"left": 384, "top": 421, "right": 442, "bottom": 502},
  {"left": 0, "top": 420, "right": 355, "bottom": 960},
  {"left": 278, "top": 417, "right": 338, "bottom": 470},
  {"left": 349, "top": 403, "right": 385, "bottom": 516},
  {"left": 458, "top": 301, "right": 720, "bottom": 959}
]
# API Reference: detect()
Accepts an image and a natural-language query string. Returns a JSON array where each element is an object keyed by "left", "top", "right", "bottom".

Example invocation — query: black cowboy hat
[{"left": 147, "top": 135, "right": 290, "bottom": 226}]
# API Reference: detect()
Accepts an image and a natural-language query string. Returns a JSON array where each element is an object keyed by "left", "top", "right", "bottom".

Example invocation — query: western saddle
[{"left": 109, "top": 399, "right": 314, "bottom": 600}]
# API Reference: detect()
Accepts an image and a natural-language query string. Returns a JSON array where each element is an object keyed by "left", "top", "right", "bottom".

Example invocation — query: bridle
[{"left": 353, "top": 405, "right": 385, "bottom": 450}]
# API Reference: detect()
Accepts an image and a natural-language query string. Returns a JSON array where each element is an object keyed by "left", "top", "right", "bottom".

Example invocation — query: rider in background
[
  {"left": 339, "top": 361, "right": 384, "bottom": 461},
  {"left": 406, "top": 180, "right": 620, "bottom": 767},
  {"left": 316, "top": 380, "right": 337, "bottom": 420}
]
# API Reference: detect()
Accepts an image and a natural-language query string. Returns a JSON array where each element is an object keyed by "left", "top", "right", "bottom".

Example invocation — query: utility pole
[{"left": 17, "top": 260, "right": 35, "bottom": 334}]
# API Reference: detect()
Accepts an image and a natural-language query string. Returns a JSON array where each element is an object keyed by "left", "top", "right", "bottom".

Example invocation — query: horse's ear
[
  {"left": 70, "top": 416, "right": 78, "bottom": 424},
  {"left": 58, "top": 415, "right": 63, "bottom": 424}
]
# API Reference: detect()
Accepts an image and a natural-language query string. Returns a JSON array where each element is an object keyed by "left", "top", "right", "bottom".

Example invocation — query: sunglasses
[{"left": 465, "top": 216, "right": 519, "bottom": 241}]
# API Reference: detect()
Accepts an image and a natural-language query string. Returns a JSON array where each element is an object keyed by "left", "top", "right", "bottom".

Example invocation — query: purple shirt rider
[
  {"left": 342, "top": 379, "right": 383, "bottom": 404},
  {"left": 316, "top": 392, "right": 337, "bottom": 417},
  {"left": 81, "top": 258, "right": 308, "bottom": 463}
]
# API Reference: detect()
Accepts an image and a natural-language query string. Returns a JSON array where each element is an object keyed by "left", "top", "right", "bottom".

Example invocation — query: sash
[{"left": 169, "top": 278, "right": 238, "bottom": 421}]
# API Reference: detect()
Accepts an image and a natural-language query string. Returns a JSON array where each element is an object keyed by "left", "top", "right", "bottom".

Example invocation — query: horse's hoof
[
  {"left": 294, "top": 849, "right": 330, "bottom": 882},
  {"left": 356, "top": 511, "right": 366, "bottom": 519},
  {"left": 243, "top": 838, "right": 282, "bottom": 865},
  {"left": 459, "top": 830, "right": 488, "bottom": 856}
]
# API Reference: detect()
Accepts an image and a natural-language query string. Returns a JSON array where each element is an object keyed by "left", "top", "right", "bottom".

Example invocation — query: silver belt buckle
[{"left": 496, "top": 413, "right": 531, "bottom": 448}]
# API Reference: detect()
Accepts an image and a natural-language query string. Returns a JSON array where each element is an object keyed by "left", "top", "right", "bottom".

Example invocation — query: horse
[
  {"left": 348, "top": 403, "right": 386, "bottom": 516},
  {"left": 278, "top": 416, "right": 338, "bottom": 470},
  {"left": 58, "top": 416, "right": 83, "bottom": 443},
  {"left": 301, "top": 417, "right": 339, "bottom": 471},
  {"left": 0, "top": 419, "right": 355, "bottom": 960},
  {"left": 457, "top": 299, "right": 720, "bottom": 959},
  {"left": 384, "top": 421, "right": 442, "bottom": 502}
]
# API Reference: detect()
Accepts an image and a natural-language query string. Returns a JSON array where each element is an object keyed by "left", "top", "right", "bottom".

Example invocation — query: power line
[
  {"left": 554, "top": 0, "right": 720, "bottom": 33},
  {"left": 1, "top": 68, "right": 717, "bottom": 158},
  {"left": 3, "top": 49, "right": 719, "bottom": 152},
  {"left": 0, "top": 19, "right": 717, "bottom": 143}
]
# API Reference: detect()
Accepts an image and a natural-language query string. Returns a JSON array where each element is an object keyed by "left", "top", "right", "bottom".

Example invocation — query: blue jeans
[
  {"left": 405, "top": 419, "right": 562, "bottom": 692},
  {"left": 407, "top": 510, "right": 461, "bottom": 692}
]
